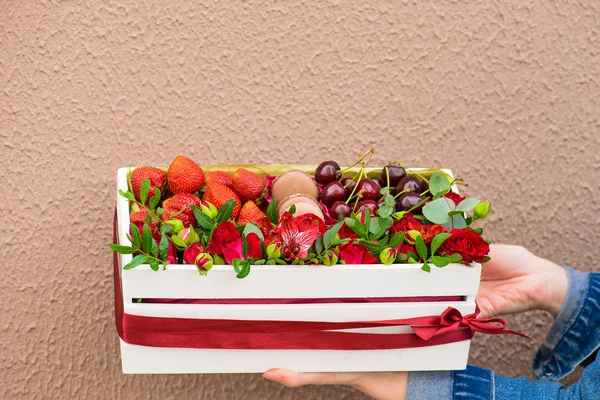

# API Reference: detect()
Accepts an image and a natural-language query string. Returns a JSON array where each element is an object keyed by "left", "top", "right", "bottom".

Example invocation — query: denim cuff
[
  {"left": 407, "top": 370, "right": 452, "bottom": 400},
  {"left": 532, "top": 267, "right": 594, "bottom": 380}
]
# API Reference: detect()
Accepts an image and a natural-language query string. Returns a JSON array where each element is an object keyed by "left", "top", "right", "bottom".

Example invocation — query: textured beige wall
[{"left": 2, "top": 0, "right": 599, "bottom": 398}]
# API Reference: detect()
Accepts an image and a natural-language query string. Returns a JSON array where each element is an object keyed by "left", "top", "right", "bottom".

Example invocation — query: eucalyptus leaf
[
  {"left": 422, "top": 198, "right": 454, "bottom": 224},
  {"left": 443, "top": 214, "right": 467, "bottom": 230},
  {"left": 369, "top": 217, "right": 382, "bottom": 234},
  {"left": 456, "top": 198, "right": 480, "bottom": 213},
  {"left": 385, "top": 195, "right": 395, "bottom": 207},
  {"left": 429, "top": 172, "right": 451, "bottom": 196},
  {"left": 243, "top": 223, "right": 265, "bottom": 241},
  {"left": 378, "top": 205, "right": 393, "bottom": 218}
]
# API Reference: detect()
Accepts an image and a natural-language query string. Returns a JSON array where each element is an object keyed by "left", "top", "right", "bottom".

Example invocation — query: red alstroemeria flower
[
  {"left": 276, "top": 211, "right": 321, "bottom": 260},
  {"left": 420, "top": 223, "right": 449, "bottom": 244},
  {"left": 339, "top": 242, "right": 378, "bottom": 264}
]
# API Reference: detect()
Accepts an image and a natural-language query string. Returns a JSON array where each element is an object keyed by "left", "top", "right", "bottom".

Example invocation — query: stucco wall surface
[{"left": 1, "top": 0, "right": 599, "bottom": 399}]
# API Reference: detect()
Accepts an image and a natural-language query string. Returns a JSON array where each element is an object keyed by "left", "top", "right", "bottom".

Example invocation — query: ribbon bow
[{"left": 411, "top": 306, "right": 532, "bottom": 341}]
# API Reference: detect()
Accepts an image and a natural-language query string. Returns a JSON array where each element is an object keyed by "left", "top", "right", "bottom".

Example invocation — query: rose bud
[
  {"left": 162, "top": 219, "right": 185, "bottom": 234},
  {"left": 195, "top": 253, "right": 214, "bottom": 276},
  {"left": 266, "top": 242, "right": 282, "bottom": 258},
  {"left": 165, "top": 241, "right": 177, "bottom": 264},
  {"left": 473, "top": 200, "right": 491, "bottom": 221},
  {"left": 380, "top": 247, "right": 397, "bottom": 265},
  {"left": 201, "top": 201, "right": 219, "bottom": 219},
  {"left": 183, "top": 242, "right": 203, "bottom": 265},
  {"left": 321, "top": 250, "right": 339, "bottom": 266},
  {"left": 177, "top": 227, "right": 200, "bottom": 246},
  {"left": 405, "top": 230, "right": 421, "bottom": 244}
]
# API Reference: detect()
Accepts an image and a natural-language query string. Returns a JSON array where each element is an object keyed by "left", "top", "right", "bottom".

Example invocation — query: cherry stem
[{"left": 393, "top": 188, "right": 412, "bottom": 199}]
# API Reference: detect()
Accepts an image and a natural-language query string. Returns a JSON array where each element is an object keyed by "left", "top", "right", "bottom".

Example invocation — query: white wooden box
[{"left": 114, "top": 166, "right": 481, "bottom": 374}]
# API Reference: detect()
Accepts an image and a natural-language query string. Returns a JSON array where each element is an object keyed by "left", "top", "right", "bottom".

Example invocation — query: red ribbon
[{"left": 113, "top": 212, "right": 529, "bottom": 350}]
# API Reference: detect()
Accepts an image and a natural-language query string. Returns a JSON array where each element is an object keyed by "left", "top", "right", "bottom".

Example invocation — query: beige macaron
[
  {"left": 271, "top": 170, "right": 319, "bottom": 204},
  {"left": 277, "top": 194, "right": 324, "bottom": 220}
]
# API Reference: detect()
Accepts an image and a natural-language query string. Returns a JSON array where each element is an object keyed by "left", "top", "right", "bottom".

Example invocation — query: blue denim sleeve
[{"left": 406, "top": 269, "right": 600, "bottom": 400}]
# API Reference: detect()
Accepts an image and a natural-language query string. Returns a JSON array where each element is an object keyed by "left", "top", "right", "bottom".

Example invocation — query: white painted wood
[
  {"left": 120, "top": 340, "right": 471, "bottom": 374},
  {"left": 114, "top": 166, "right": 480, "bottom": 373}
]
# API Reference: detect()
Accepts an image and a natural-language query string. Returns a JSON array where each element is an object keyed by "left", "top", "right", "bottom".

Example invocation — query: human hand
[
  {"left": 476, "top": 244, "right": 568, "bottom": 317},
  {"left": 263, "top": 369, "right": 408, "bottom": 400}
]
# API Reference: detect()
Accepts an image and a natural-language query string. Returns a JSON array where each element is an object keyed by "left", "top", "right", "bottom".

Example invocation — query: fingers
[{"left": 263, "top": 368, "right": 360, "bottom": 388}]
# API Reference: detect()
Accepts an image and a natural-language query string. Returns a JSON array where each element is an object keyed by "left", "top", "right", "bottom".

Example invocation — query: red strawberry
[
  {"left": 130, "top": 166, "right": 167, "bottom": 204},
  {"left": 167, "top": 156, "right": 205, "bottom": 194},
  {"left": 130, "top": 210, "right": 161, "bottom": 240},
  {"left": 205, "top": 171, "right": 234, "bottom": 189},
  {"left": 237, "top": 201, "right": 266, "bottom": 225},
  {"left": 203, "top": 184, "right": 241, "bottom": 219},
  {"left": 232, "top": 168, "right": 265, "bottom": 202},
  {"left": 161, "top": 193, "right": 202, "bottom": 227}
]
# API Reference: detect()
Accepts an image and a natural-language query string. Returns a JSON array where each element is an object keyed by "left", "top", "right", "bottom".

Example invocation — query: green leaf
[
  {"left": 344, "top": 218, "right": 367, "bottom": 238},
  {"left": 140, "top": 179, "right": 151, "bottom": 205},
  {"left": 415, "top": 235, "right": 428, "bottom": 261},
  {"left": 191, "top": 205, "right": 214, "bottom": 230},
  {"left": 473, "top": 227, "right": 483, "bottom": 235},
  {"left": 119, "top": 189, "right": 136, "bottom": 202},
  {"left": 289, "top": 204, "right": 296, "bottom": 216},
  {"left": 243, "top": 223, "right": 264, "bottom": 241},
  {"left": 149, "top": 259, "right": 159, "bottom": 271},
  {"left": 385, "top": 195, "right": 395, "bottom": 207},
  {"left": 315, "top": 235, "right": 324, "bottom": 254},
  {"left": 429, "top": 172, "right": 451, "bottom": 196},
  {"left": 149, "top": 188, "right": 161, "bottom": 210},
  {"left": 482, "top": 256, "right": 491, "bottom": 263},
  {"left": 447, "top": 253, "right": 463, "bottom": 263},
  {"left": 123, "top": 254, "right": 149, "bottom": 270},
  {"left": 216, "top": 199, "right": 236, "bottom": 223},
  {"left": 388, "top": 232, "right": 405, "bottom": 248},
  {"left": 430, "top": 232, "right": 452, "bottom": 255},
  {"left": 324, "top": 220, "right": 344, "bottom": 249},
  {"left": 267, "top": 199, "right": 278, "bottom": 224},
  {"left": 274, "top": 258, "right": 287, "bottom": 265},
  {"left": 359, "top": 240, "right": 386, "bottom": 256},
  {"left": 329, "top": 238, "right": 350, "bottom": 247},
  {"left": 150, "top": 238, "right": 159, "bottom": 258},
  {"left": 363, "top": 208, "right": 371, "bottom": 233},
  {"left": 407, "top": 252, "right": 419, "bottom": 262},
  {"left": 159, "top": 234, "right": 169, "bottom": 261},
  {"left": 473, "top": 200, "right": 491, "bottom": 222},
  {"left": 369, "top": 217, "right": 381, "bottom": 234},
  {"left": 129, "top": 223, "right": 141, "bottom": 247},
  {"left": 142, "top": 224, "right": 153, "bottom": 253},
  {"left": 455, "top": 198, "right": 480, "bottom": 213},
  {"left": 254, "top": 259, "right": 266, "bottom": 265},
  {"left": 430, "top": 255, "right": 450, "bottom": 268},
  {"left": 422, "top": 198, "right": 454, "bottom": 224},
  {"left": 266, "top": 259, "right": 276, "bottom": 265},
  {"left": 144, "top": 213, "right": 153, "bottom": 225},
  {"left": 171, "top": 234, "right": 187, "bottom": 249},
  {"left": 109, "top": 244, "right": 137, "bottom": 254},
  {"left": 421, "top": 262, "right": 431, "bottom": 273},
  {"left": 160, "top": 223, "right": 174, "bottom": 235}
]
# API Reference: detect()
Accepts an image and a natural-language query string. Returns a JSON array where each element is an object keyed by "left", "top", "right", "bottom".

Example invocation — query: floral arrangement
[{"left": 111, "top": 151, "right": 492, "bottom": 278}]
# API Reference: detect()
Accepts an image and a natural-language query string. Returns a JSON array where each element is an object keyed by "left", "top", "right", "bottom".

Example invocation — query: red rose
[
  {"left": 209, "top": 221, "right": 240, "bottom": 255},
  {"left": 444, "top": 192, "right": 466, "bottom": 205},
  {"left": 396, "top": 243, "right": 416, "bottom": 256},
  {"left": 440, "top": 229, "right": 490, "bottom": 263},
  {"left": 338, "top": 223, "right": 359, "bottom": 239},
  {"left": 183, "top": 242, "right": 205, "bottom": 264},
  {"left": 339, "top": 242, "right": 378, "bottom": 264}
]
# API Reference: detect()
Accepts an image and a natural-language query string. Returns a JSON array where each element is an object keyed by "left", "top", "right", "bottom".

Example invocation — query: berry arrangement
[{"left": 111, "top": 151, "right": 492, "bottom": 278}]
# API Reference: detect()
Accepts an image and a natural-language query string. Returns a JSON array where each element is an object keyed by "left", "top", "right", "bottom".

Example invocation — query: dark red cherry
[
  {"left": 396, "top": 176, "right": 423, "bottom": 194},
  {"left": 356, "top": 200, "right": 378, "bottom": 216},
  {"left": 396, "top": 192, "right": 424, "bottom": 213},
  {"left": 329, "top": 201, "right": 352, "bottom": 220},
  {"left": 373, "top": 177, "right": 385, "bottom": 190},
  {"left": 382, "top": 165, "right": 407, "bottom": 187},
  {"left": 320, "top": 181, "right": 346, "bottom": 207},
  {"left": 315, "top": 161, "right": 341, "bottom": 185},
  {"left": 357, "top": 179, "right": 380, "bottom": 201},
  {"left": 340, "top": 177, "right": 357, "bottom": 197}
]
